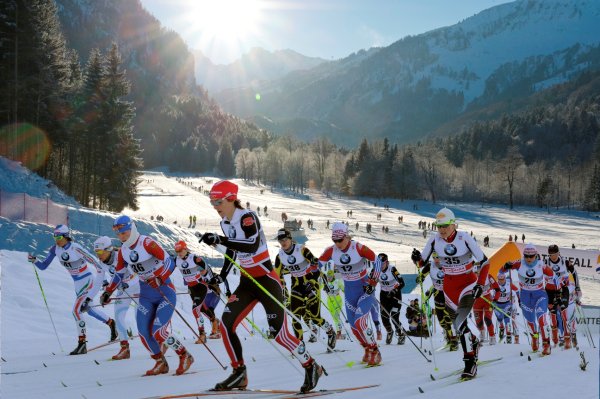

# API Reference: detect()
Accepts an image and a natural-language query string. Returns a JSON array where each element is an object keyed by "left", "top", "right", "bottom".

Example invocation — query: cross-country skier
[
  {"left": 28, "top": 225, "right": 117, "bottom": 355},
  {"left": 491, "top": 271, "right": 520, "bottom": 344},
  {"left": 200, "top": 180, "right": 324, "bottom": 393},
  {"left": 503, "top": 243, "right": 555, "bottom": 355},
  {"left": 375, "top": 253, "right": 406, "bottom": 345},
  {"left": 318, "top": 222, "right": 383, "bottom": 366},
  {"left": 544, "top": 244, "right": 580, "bottom": 349},
  {"left": 417, "top": 252, "right": 458, "bottom": 350},
  {"left": 473, "top": 267, "right": 500, "bottom": 344},
  {"left": 323, "top": 269, "right": 345, "bottom": 339},
  {"left": 274, "top": 228, "right": 336, "bottom": 350},
  {"left": 93, "top": 236, "right": 140, "bottom": 360},
  {"left": 100, "top": 216, "right": 194, "bottom": 375},
  {"left": 173, "top": 240, "right": 219, "bottom": 344},
  {"left": 411, "top": 208, "right": 489, "bottom": 379}
]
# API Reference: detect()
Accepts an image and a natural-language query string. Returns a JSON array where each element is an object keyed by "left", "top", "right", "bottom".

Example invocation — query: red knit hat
[
  {"left": 174, "top": 240, "right": 187, "bottom": 252},
  {"left": 210, "top": 180, "right": 238, "bottom": 201}
]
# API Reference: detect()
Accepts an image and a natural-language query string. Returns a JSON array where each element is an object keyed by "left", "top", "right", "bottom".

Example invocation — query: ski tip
[
  {"left": 527, "top": 355, "right": 531, "bottom": 361},
  {"left": 60, "top": 381, "right": 67, "bottom": 387},
  {"left": 43, "top": 362, "right": 47, "bottom": 368},
  {"left": 94, "top": 359, "right": 100, "bottom": 365},
  {"left": 429, "top": 374, "right": 435, "bottom": 381},
  {"left": 418, "top": 387, "right": 424, "bottom": 393},
  {"left": 96, "top": 381, "right": 102, "bottom": 386},
  {"left": 346, "top": 361, "right": 355, "bottom": 368}
]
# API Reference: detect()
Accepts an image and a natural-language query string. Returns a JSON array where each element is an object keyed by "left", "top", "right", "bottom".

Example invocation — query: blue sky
[{"left": 140, "top": 0, "right": 512, "bottom": 65}]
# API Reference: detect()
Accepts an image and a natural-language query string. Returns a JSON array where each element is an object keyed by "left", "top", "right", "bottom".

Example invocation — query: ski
[
  {"left": 429, "top": 357, "right": 503, "bottom": 381},
  {"left": 88, "top": 335, "right": 139, "bottom": 352},
  {"left": 318, "top": 349, "right": 349, "bottom": 355},
  {"left": 149, "top": 384, "right": 379, "bottom": 399}
]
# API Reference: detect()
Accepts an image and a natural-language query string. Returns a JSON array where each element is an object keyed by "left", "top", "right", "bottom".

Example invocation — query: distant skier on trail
[
  {"left": 199, "top": 180, "right": 325, "bottom": 393},
  {"left": 375, "top": 253, "right": 406, "bottom": 345},
  {"left": 411, "top": 208, "right": 490, "bottom": 379},
  {"left": 318, "top": 222, "right": 383, "bottom": 366},
  {"left": 93, "top": 236, "right": 140, "bottom": 360},
  {"left": 491, "top": 270, "right": 520, "bottom": 344},
  {"left": 28, "top": 225, "right": 117, "bottom": 355},
  {"left": 100, "top": 215, "right": 194, "bottom": 376}
]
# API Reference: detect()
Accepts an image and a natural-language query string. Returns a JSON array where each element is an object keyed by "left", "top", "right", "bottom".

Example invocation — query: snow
[{"left": 1, "top": 167, "right": 599, "bottom": 399}]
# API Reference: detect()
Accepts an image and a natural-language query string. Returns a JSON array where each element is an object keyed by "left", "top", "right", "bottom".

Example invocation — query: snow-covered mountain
[
  {"left": 194, "top": 47, "right": 328, "bottom": 93},
  {"left": 214, "top": 0, "right": 600, "bottom": 146}
]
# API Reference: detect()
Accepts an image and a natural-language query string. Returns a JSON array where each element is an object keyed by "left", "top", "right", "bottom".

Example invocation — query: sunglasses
[
  {"left": 332, "top": 238, "right": 344, "bottom": 243},
  {"left": 112, "top": 223, "right": 130, "bottom": 234},
  {"left": 524, "top": 254, "right": 536, "bottom": 259},
  {"left": 436, "top": 223, "right": 452, "bottom": 228},
  {"left": 95, "top": 249, "right": 107, "bottom": 255},
  {"left": 210, "top": 198, "right": 225, "bottom": 206},
  {"left": 53, "top": 235, "right": 65, "bottom": 241}
]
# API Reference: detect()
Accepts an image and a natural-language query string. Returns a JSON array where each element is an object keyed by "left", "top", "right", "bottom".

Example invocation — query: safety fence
[{"left": 0, "top": 190, "right": 68, "bottom": 226}]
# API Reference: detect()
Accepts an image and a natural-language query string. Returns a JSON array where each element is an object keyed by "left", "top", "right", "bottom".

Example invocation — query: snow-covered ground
[{"left": 1, "top": 168, "right": 599, "bottom": 399}]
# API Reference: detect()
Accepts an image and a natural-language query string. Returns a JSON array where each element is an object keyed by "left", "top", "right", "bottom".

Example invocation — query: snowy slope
[{"left": 1, "top": 168, "right": 599, "bottom": 399}]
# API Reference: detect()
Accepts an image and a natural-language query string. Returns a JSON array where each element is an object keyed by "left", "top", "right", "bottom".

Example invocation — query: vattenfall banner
[{"left": 514, "top": 243, "right": 600, "bottom": 279}]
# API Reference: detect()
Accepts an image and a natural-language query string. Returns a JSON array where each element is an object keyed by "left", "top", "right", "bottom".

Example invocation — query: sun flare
[{"left": 188, "top": 0, "right": 263, "bottom": 43}]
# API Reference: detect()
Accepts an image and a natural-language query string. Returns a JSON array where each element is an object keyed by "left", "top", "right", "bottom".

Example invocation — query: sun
[{"left": 187, "top": 0, "right": 263, "bottom": 43}]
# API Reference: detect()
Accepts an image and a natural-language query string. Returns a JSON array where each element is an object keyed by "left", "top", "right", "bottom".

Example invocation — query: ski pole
[
  {"left": 152, "top": 285, "right": 228, "bottom": 370},
  {"left": 31, "top": 262, "right": 64, "bottom": 352},
  {"left": 415, "top": 264, "right": 436, "bottom": 363},
  {"left": 373, "top": 296, "right": 432, "bottom": 364},
  {"left": 482, "top": 297, "right": 529, "bottom": 332},
  {"left": 318, "top": 295, "right": 355, "bottom": 344}
]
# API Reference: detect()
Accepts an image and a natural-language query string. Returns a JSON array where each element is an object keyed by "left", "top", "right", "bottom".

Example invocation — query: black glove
[
  {"left": 411, "top": 248, "right": 422, "bottom": 263},
  {"left": 225, "top": 290, "right": 231, "bottom": 298},
  {"left": 209, "top": 275, "right": 223, "bottom": 286},
  {"left": 472, "top": 284, "right": 483, "bottom": 299},
  {"left": 102, "top": 279, "right": 109, "bottom": 288},
  {"left": 363, "top": 279, "right": 376, "bottom": 295},
  {"left": 503, "top": 262, "right": 512, "bottom": 271},
  {"left": 200, "top": 233, "right": 222, "bottom": 246},
  {"left": 119, "top": 282, "right": 129, "bottom": 291},
  {"left": 28, "top": 254, "right": 37, "bottom": 263},
  {"left": 416, "top": 273, "right": 424, "bottom": 284},
  {"left": 100, "top": 291, "right": 113, "bottom": 306},
  {"left": 79, "top": 297, "right": 92, "bottom": 313}
]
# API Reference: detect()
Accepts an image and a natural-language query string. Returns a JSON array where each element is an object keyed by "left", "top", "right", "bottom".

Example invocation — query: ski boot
[
  {"left": 209, "top": 319, "right": 221, "bottom": 339},
  {"left": 385, "top": 331, "right": 393, "bottom": 345},
  {"left": 376, "top": 330, "right": 383, "bottom": 341},
  {"left": 564, "top": 335, "right": 572, "bottom": 350},
  {"left": 107, "top": 318, "right": 117, "bottom": 341},
  {"left": 300, "top": 359, "right": 325, "bottom": 393},
  {"left": 70, "top": 336, "right": 87, "bottom": 355},
  {"left": 506, "top": 334, "right": 512, "bottom": 344},
  {"left": 489, "top": 336, "right": 496, "bottom": 345},
  {"left": 366, "top": 345, "right": 382, "bottom": 366},
  {"left": 195, "top": 329, "right": 207, "bottom": 344},
  {"left": 461, "top": 354, "right": 477, "bottom": 380},
  {"left": 308, "top": 326, "right": 317, "bottom": 343},
  {"left": 361, "top": 345, "right": 369, "bottom": 363},
  {"left": 214, "top": 364, "right": 248, "bottom": 390},
  {"left": 572, "top": 333, "right": 578, "bottom": 348},
  {"left": 397, "top": 331, "right": 406, "bottom": 345},
  {"left": 175, "top": 348, "right": 194, "bottom": 375},
  {"left": 498, "top": 327, "right": 505, "bottom": 341},
  {"left": 541, "top": 339, "right": 551, "bottom": 356},
  {"left": 326, "top": 327, "right": 337, "bottom": 352},
  {"left": 112, "top": 341, "right": 130, "bottom": 360},
  {"left": 146, "top": 353, "right": 169, "bottom": 376},
  {"left": 531, "top": 334, "right": 539, "bottom": 352}
]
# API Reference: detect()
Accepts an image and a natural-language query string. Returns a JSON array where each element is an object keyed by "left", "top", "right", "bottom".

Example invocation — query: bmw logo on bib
[
  {"left": 287, "top": 255, "right": 297, "bottom": 265},
  {"left": 130, "top": 250, "right": 139, "bottom": 263},
  {"left": 61, "top": 252, "right": 70, "bottom": 261},
  {"left": 340, "top": 254, "right": 351, "bottom": 265},
  {"left": 444, "top": 244, "right": 457, "bottom": 256},
  {"left": 526, "top": 268, "right": 535, "bottom": 277}
]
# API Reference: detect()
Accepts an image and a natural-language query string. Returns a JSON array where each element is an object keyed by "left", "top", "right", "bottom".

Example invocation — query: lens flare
[{"left": 0, "top": 123, "right": 51, "bottom": 170}]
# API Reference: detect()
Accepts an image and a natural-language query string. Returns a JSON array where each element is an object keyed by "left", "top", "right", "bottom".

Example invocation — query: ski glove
[
  {"left": 415, "top": 273, "right": 424, "bottom": 284},
  {"left": 209, "top": 275, "right": 223, "bottom": 286},
  {"left": 147, "top": 276, "right": 163, "bottom": 289},
  {"left": 472, "top": 284, "right": 483, "bottom": 299},
  {"left": 27, "top": 254, "right": 37, "bottom": 263},
  {"left": 503, "top": 262, "right": 512, "bottom": 271},
  {"left": 100, "top": 291, "right": 113, "bottom": 306},
  {"left": 119, "top": 282, "right": 129, "bottom": 291},
  {"left": 200, "top": 233, "right": 221, "bottom": 246},
  {"left": 363, "top": 278, "right": 377, "bottom": 295},
  {"left": 411, "top": 248, "right": 422, "bottom": 264},
  {"left": 102, "top": 279, "right": 109, "bottom": 288}
]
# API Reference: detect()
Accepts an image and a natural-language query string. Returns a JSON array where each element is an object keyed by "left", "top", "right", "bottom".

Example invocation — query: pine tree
[{"left": 216, "top": 140, "right": 235, "bottom": 177}]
